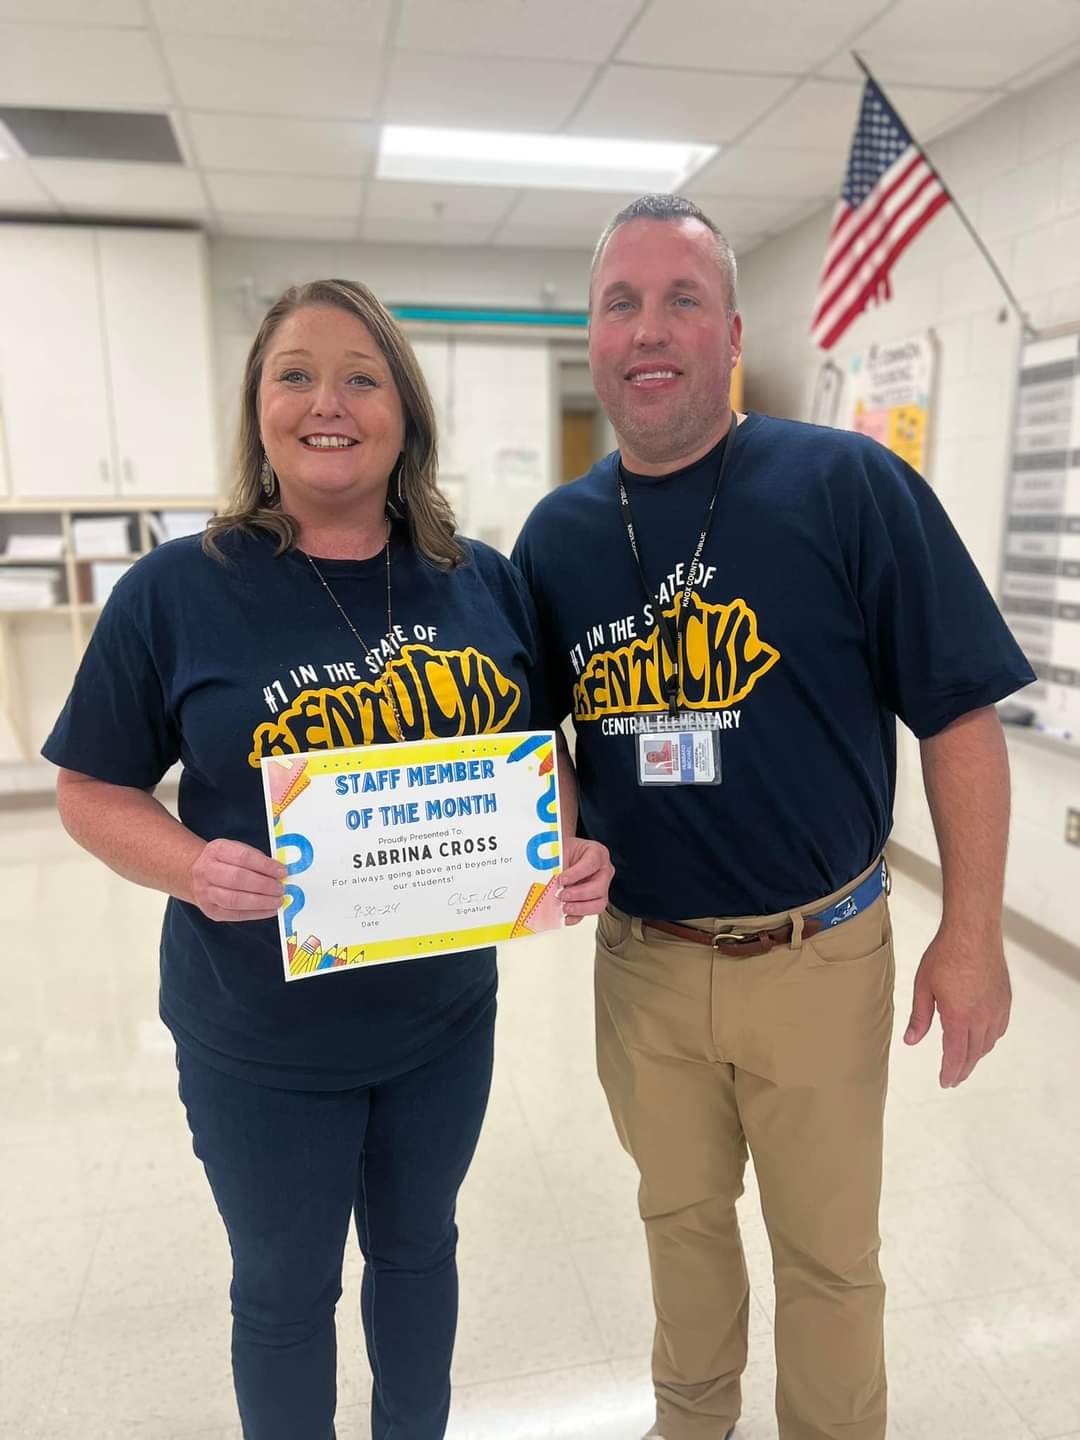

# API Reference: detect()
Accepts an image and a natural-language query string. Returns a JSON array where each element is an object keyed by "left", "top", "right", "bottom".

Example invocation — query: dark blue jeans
[{"left": 176, "top": 1009, "right": 495, "bottom": 1440}]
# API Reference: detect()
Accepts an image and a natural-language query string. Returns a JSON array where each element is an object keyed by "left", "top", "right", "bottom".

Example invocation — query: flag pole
[{"left": 851, "top": 51, "right": 1033, "bottom": 337}]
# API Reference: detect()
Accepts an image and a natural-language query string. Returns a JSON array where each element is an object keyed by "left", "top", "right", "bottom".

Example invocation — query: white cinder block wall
[{"left": 734, "top": 62, "right": 1080, "bottom": 947}]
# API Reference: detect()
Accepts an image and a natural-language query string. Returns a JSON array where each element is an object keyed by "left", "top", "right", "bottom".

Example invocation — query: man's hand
[
  {"left": 558, "top": 836, "right": 614, "bottom": 926},
  {"left": 190, "top": 838, "right": 287, "bottom": 923},
  {"left": 903, "top": 926, "right": 1012, "bottom": 1087}
]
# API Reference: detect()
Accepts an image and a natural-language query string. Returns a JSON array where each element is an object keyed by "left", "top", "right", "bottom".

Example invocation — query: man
[{"left": 512, "top": 195, "right": 1033, "bottom": 1440}]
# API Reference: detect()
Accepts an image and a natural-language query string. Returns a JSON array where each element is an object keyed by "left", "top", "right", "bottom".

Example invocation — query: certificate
[{"left": 261, "top": 730, "right": 564, "bottom": 981}]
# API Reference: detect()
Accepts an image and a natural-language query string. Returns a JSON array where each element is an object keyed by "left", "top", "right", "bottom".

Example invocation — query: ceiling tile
[
  {"left": 0, "top": 1, "right": 142, "bottom": 21},
  {"left": 383, "top": 51, "right": 595, "bottom": 131},
  {"left": 688, "top": 144, "right": 840, "bottom": 199},
  {"left": 206, "top": 170, "right": 364, "bottom": 218},
  {"left": 718, "top": 230, "right": 764, "bottom": 254},
  {"left": 568, "top": 66, "right": 793, "bottom": 143},
  {"left": 360, "top": 216, "right": 499, "bottom": 247},
  {"left": 0, "top": 159, "right": 57, "bottom": 210},
  {"left": 33, "top": 158, "right": 206, "bottom": 214},
  {"left": 163, "top": 34, "right": 379, "bottom": 119},
  {"left": 396, "top": 0, "right": 640, "bottom": 63},
  {"left": 683, "top": 194, "right": 823, "bottom": 234},
  {"left": 365, "top": 179, "right": 516, "bottom": 224},
  {"left": 187, "top": 113, "right": 375, "bottom": 176},
  {"left": 506, "top": 187, "right": 641, "bottom": 228},
  {"left": 736, "top": 79, "right": 999, "bottom": 153},
  {"left": 150, "top": 0, "right": 389, "bottom": 42},
  {"left": 0, "top": 24, "right": 170, "bottom": 108},
  {"left": 618, "top": 0, "right": 878, "bottom": 74},
  {"left": 818, "top": 0, "right": 1080, "bottom": 87},
  {"left": 1005, "top": 37, "right": 1080, "bottom": 90},
  {"left": 494, "top": 224, "right": 597, "bottom": 250},
  {"left": 215, "top": 212, "right": 362, "bottom": 240}
]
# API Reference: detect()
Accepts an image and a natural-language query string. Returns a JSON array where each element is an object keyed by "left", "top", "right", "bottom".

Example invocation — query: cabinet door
[
  {"left": 0, "top": 227, "right": 117, "bottom": 499},
  {"left": 96, "top": 230, "right": 219, "bottom": 499}
]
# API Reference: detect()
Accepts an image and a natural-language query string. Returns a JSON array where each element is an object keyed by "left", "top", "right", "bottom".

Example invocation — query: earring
[
  {"left": 386, "top": 455, "right": 406, "bottom": 519},
  {"left": 260, "top": 452, "right": 276, "bottom": 499}
]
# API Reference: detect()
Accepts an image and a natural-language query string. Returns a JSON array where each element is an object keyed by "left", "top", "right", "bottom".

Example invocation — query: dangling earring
[
  {"left": 386, "top": 455, "right": 406, "bottom": 519},
  {"left": 260, "top": 452, "right": 277, "bottom": 500}
]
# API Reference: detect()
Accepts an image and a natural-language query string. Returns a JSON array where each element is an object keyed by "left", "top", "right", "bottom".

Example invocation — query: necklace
[{"left": 303, "top": 522, "right": 405, "bottom": 742}]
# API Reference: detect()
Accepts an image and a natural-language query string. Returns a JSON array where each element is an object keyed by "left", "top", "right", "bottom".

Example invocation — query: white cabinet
[
  {"left": 0, "top": 225, "right": 218, "bottom": 501},
  {"left": 96, "top": 230, "right": 218, "bottom": 498},
  {"left": 0, "top": 227, "right": 116, "bottom": 499}
]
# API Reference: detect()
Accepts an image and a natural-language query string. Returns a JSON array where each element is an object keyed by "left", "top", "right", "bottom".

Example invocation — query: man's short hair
[{"left": 590, "top": 194, "right": 738, "bottom": 317}]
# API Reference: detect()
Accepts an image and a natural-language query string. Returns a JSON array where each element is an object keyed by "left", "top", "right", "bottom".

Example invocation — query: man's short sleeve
[
  {"left": 42, "top": 571, "right": 180, "bottom": 787},
  {"left": 510, "top": 524, "right": 572, "bottom": 729},
  {"left": 854, "top": 446, "right": 1035, "bottom": 738}
]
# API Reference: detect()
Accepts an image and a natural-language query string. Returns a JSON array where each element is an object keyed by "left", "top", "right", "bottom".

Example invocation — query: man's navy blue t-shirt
[
  {"left": 43, "top": 525, "right": 547, "bottom": 1089},
  {"left": 512, "top": 413, "right": 1034, "bottom": 921}
]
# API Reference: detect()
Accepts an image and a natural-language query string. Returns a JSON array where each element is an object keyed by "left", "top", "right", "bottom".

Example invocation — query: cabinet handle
[
  {"left": 122, "top": 459, "right": 134, "bottom": 489},
  {"left": 99, "top": 458, "right": 111, "bottom": 487}
]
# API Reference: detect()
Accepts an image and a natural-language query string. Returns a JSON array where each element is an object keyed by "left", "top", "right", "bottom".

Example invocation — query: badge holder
[{"left": 636, "top": 718, "right": 723, "bottom": 786}]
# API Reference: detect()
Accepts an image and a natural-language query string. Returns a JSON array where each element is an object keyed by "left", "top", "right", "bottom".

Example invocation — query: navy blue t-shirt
[
  {"left": 43, "top": 525, "right": 547, "bottom": 1088},
  {"left": 512, "top": 413, "right": 1034, "bottom": 920}
]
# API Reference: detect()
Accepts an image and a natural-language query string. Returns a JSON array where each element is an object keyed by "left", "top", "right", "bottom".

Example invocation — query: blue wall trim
[{"left": 390, "top": 305, "right": 588, "bottom": 329}]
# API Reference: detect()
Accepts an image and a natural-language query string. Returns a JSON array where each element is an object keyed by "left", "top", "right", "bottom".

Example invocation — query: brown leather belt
[{"left": 642, "top": 915, "right": 826, "bottom": 957}]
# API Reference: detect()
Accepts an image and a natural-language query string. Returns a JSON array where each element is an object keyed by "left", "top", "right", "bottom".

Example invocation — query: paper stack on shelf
[
  {"left": 3, "top": 533, "right": 65, "bottom": 560},
  {"left": 71, "top": 515, "right": 133, "bottom": 557},
  {"left": 0, "top": 567, "right": 62, "bottom": 610}
]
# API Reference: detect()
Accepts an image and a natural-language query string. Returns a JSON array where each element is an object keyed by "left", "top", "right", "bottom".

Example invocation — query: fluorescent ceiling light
[{"left": 377, "top": 125, "right": 717, "bottom": 193}]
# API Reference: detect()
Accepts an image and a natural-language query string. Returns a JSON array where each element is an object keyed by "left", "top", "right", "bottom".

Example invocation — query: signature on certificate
[{"left": 447, "top": 887, "right": 509, "bottom": 906}]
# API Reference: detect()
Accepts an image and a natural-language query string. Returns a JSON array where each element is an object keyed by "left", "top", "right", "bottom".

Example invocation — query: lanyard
[{"left": 617, "top": 422, "right": 739, "bottom": 716}]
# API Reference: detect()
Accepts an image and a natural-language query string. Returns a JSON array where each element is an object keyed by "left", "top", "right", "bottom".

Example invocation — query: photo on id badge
[{"left": 637, "top": 728, "right": 721, "bottom": 785}]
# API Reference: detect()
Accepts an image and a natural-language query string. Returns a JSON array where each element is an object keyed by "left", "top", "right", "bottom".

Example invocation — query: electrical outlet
[{"left": 1067, "top": 809, "right": 1080, "bottom": 847}]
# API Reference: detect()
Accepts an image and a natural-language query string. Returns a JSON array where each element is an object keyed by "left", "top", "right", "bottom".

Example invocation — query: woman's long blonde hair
[{"left": 204, "top": 278, "right": 465, "bottom": 567}]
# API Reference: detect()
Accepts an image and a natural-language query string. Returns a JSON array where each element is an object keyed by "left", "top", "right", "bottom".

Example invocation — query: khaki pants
[{"left": 595, "top": 859, "right": 894, "bottom": 1440}]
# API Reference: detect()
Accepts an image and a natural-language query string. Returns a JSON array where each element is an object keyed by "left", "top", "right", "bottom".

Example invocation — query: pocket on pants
[
  {"left": 804, "top": 899, "right": 891, "bottom": 965},
  {"left": 596, "top": 904, "right": 632, "bottom": 957}
]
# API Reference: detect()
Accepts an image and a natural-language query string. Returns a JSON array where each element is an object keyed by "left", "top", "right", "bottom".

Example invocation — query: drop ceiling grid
[{"left": 0, "top": 0, "right": 1077, "bottom": 250}]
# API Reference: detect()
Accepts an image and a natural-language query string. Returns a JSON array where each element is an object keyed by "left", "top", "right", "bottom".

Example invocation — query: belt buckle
[{"left": 711, "top": 928, "right": 757, "bottom": 951}]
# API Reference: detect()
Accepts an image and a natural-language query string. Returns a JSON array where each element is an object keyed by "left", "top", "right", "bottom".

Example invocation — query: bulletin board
[
  {"left": 843, "top": 332, "right": 936, "bottom": 476},
  {"left": 999, "top": 327, "right": 1080, "bottom": 746}
]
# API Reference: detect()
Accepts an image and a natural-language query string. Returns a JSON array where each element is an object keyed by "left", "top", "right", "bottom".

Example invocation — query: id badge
[{"left": 636, "top": 727, "right": 722, "bottom": 785}]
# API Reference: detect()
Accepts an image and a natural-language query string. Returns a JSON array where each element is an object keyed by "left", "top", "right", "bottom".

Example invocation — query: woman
[{"left": 43, "top": 279, "right": 612, "bottom": 1440}]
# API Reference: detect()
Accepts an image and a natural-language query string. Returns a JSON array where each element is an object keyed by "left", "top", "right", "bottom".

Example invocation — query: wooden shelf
[
  {"left": 70, "top": 553, "right": 138, "bottom": 564},
  {"left": 0, "top": 604, "right": 76, "bottom": 617},
  {"left": 0, "top": 497, "right": 219, "bottom": 513},
  {"left": 0, "top": 555, "right": 68, "bottom": 566},
  {"left": 0, "top": 499, "right": 220, "bottom": 788}
]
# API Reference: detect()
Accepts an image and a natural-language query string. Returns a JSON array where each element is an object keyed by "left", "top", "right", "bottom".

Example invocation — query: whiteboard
[{"left": 999, "top": 328, "right": 1080, "bottom": 746}]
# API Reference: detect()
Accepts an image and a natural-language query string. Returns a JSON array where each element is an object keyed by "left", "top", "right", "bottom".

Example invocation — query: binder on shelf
[
  {"left": 147, "top": 510, "right": 212, "bottom": 544},
  {"left": 90, "top": 561, "right": 133, "bottom": 606},
  {"left": 71, "top": 515, "right": 134, "bottom": 558},
  {"left": 3, "top": 533, "right": 65, "bottom": 560}
]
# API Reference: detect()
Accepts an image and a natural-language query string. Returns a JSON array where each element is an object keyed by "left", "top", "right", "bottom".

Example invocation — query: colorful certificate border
[{"left": 261, "top": 731, "right": 562, "bottom": 980}]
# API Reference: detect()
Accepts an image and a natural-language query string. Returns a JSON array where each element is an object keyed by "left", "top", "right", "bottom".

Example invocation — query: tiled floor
[{"left": 3, "top": 801, "right": 1080, "bottom": 1439}]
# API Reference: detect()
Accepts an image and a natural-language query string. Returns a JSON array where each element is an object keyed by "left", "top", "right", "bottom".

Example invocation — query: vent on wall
[{"left": 0, "top": 108, "right": 183, "bottom": 164}]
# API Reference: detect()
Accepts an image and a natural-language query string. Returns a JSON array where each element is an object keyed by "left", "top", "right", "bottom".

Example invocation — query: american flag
[{"left": 810, "top": 78, "right": 950, "bottom": 350}]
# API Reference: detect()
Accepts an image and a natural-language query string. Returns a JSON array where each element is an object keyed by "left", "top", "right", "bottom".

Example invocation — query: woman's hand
[
  {"left": 190, "top": 839, "right": 286, "bottom": 923},
  {"left": 558, "top": 836, "right": 614, "bottom": 926}
]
